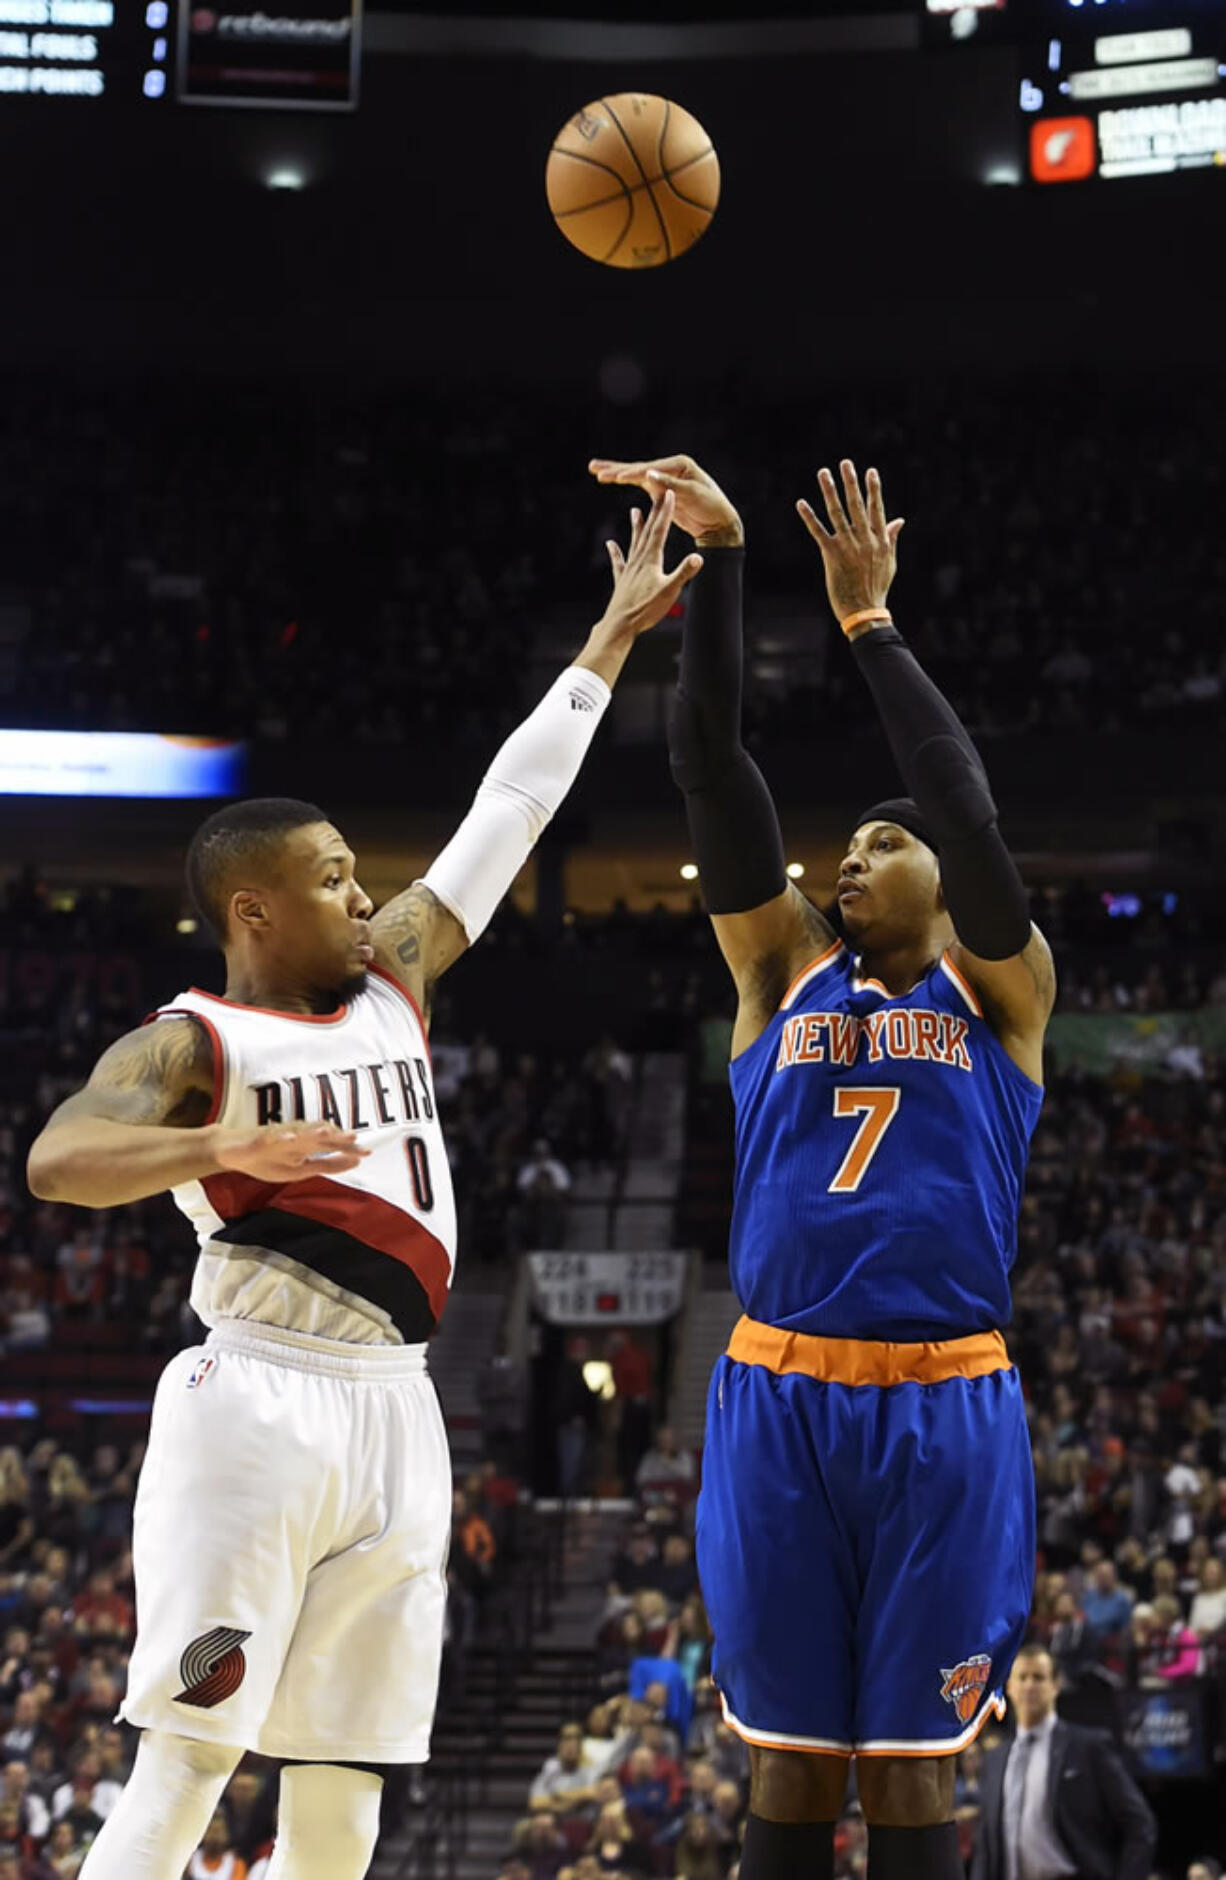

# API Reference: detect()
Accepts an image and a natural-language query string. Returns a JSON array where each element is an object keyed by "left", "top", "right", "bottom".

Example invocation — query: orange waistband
[{"left": 725, "top": 1315, "right": 1010, "bottom": 1388}]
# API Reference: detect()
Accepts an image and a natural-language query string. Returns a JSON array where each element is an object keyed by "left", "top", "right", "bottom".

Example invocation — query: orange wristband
[{"left": 840, "top": 607, "right": 893, "bottom": 636}]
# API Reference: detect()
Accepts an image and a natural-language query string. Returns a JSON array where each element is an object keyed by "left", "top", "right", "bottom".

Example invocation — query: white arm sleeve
[{"left": 420, "top": 665, "right": 611, "bottom": 942}]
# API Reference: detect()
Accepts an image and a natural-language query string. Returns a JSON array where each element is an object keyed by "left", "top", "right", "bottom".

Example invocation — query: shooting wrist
[
  {"left": 841, "top": 607, "right": 894, "bottom": 639},
  {"left": 695, "top": 521, "right": 744, "bottom": 549},
  {"left": 576, "top": 621, "right": 636, "bottom": 687}
]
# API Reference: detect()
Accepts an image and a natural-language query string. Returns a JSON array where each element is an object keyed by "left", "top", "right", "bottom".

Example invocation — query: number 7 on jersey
[{"left": 828, "top": 1087, "right": 901, "bottom": 1193}]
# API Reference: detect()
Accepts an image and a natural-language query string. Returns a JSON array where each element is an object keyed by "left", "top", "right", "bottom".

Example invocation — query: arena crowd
[
  {"left": 2, "top": 910, "right": 1225, "bottom": 1877},
  {"left": 0, "top": 372, "right": 1222, "bottom": 748}
]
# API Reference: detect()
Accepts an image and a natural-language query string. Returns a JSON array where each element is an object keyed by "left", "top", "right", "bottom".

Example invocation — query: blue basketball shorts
[{"left": 695, "top": 1316, "right": 1035, "bottom": 1758}]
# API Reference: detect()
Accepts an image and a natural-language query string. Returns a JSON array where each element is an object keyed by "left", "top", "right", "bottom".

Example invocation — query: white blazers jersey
[{"left": 151, "top": 965, "right": 455, "bottom": 1346}]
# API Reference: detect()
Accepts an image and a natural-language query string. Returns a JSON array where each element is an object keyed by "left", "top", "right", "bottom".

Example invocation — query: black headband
[{"left": 854, "top": 797, "right": 936, "bottom": 854}]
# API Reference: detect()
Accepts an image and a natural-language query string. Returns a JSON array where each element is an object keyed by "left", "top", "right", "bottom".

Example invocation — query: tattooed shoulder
[
  {"left": 58, "top": 1018, "right": 215, "bottom": 1130},
  {"left": 371, "top": 880, "right": 468, "bottom": 989}
]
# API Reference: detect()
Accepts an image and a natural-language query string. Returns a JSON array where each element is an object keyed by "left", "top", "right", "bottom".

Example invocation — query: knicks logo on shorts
[
  {"left": 939, "top": 1652, "right": 992, "bottom": 1723},
  {"left": 174, "top": 1626, "right": 251, "bottom": 1708}
]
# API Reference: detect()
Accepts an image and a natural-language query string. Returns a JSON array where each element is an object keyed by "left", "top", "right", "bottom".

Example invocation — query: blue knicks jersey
[{"left": 728, "top": 941, "right": 1043, "bottom": 1341}]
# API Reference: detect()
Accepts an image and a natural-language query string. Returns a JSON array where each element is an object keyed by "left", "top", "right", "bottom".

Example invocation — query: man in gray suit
[{"left": 970, "top": 1643, "right": 1156, "bottom": 1880}]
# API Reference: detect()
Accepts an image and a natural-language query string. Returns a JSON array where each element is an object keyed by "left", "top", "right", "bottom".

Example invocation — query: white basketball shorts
[{"left": 119, "top": 1320, "right": 452, "bottom": 1763}]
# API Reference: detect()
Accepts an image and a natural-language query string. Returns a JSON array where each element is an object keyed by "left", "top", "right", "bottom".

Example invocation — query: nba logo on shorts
[
  {"left": 940, "top": 1652, "right": 991, "bottom": 1723},
  {"left": 186, "top": 1354, "right": 217, "bottom": 1391}
]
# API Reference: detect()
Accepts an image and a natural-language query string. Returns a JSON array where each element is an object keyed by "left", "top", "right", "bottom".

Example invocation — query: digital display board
[
  {"left": 1022, "top": 10, "right": 1225, "bottom": 180},
  {"left": 0, "top": 0, "right": 169, "bottom": 102},
  {"left": 0, "top": 0, "right": 360, "bottom": 107},
  {"left": 924, "top": 0, "right": 1224, "bottom": 48},
  {"left": 177, "top": 0, "right": 360, "bottom": 111},
  {"left": 0, "top": 730, "right": 246, "bottom": 797}
]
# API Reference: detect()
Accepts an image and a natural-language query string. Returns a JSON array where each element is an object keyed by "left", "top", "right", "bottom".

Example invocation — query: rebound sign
[{"left": 178, "top": 0, "right": 361, "bottom": 110}]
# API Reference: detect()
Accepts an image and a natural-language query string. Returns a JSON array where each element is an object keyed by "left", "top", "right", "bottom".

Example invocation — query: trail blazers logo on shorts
[
  {"left": 175, "top": 1626, "right": 252, "bottom": 1708},
  {"left": 939, "top": 1653, "right": 992, "bottom": 1724}
]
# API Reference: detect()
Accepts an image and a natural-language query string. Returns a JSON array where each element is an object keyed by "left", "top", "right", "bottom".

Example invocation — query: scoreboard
[
  {"left": 1022, "top": 6, "right": 1225, "bottom": 181},
  {"left": 0, "top": 0, "right": 360, "bottom": 107},
  {"left": 0, "top": 0, "right": 165, "bottom": 100},
  {"left": 921, "top": 0, "right": 1224, "bottom": 183}
]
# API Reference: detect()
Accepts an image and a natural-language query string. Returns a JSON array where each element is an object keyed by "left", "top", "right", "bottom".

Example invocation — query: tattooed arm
[
  {"left": 370, "top": 485, "right": 703, "bottom": 1026},
  {"left": 27, "top": 1018, "right": 366, "bottom": 1208},
  {"left": 369, "top": 882, "right": 468, "bottom": 1023}
]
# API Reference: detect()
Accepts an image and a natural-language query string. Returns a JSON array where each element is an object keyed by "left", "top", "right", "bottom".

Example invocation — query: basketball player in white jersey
[{"left": 26, "top": 488, "right": 701, "bottom": 1880}]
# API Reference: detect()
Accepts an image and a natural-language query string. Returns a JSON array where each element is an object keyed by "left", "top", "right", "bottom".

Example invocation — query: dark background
[{"left": 8, "top": 6, "right": 1222, "bottom": 381}]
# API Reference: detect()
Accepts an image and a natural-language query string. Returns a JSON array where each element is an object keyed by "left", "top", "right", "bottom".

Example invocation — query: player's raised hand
[
  {"left": 215, "top": 1120, "right": 370, "bottom": 1182},
  {"left": 797, "top": 461, "right": 904, "bottom": 625},
  {"left": 590, "top": 453, "right": 743, "bottom": 546},
  {"left": 598, "top": 485, "right": 704, "bottom": 640}
]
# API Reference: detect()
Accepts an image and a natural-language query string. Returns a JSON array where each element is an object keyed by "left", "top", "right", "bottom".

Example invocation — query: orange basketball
[{"left": 546, "top": 93, "right": 719, "bottom": 270}]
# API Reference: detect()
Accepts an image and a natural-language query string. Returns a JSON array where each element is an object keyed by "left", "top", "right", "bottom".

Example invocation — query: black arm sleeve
[
  {"left": 667, "top": 547, "right": 788, "bottom": 917},
  {"left": 849, "top": 626, "right": 1032, "bottom": 960}
]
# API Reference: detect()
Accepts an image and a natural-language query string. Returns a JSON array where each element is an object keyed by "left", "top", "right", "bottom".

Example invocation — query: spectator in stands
[
  {"left": 66, "top": 1571, "right": 130, "bottom": 1639},
  {"left": 1081, "top": 1557, "right": 1134, "bottom": 1648},
  {"left": 2, "top": 1693, "right": 42, "bottom": 1759},
  {"left": 48, "top": 1768, "right": 101, "bottom": 1852},
  {"left": 530, "top": 1724, "right": 603, "bottom": 1817},
  {"left": 1166, "top": 1443, "right": 1208, "bottom": 1550},
  {"left": 607, "top": 1333, "right": 655, "bottom": 1492},
  {"left": 554, "top": 1336, "right": 599, "bottom": 1500},
  {"left": 586, "top": 1798, "right": 651, "bottom": 1878},
  {"left": 580, "top": 1704, "right": 634, "bottom": 1779},
  {"left": 833, "top": 1804, "right": 867, "bottom": 1880},
  {"left": 0, "top": 1456, "right": 33, "bottom": 1570},
  {"left": 663, "top": 1596, "right": 712, "bottom": 1692},
  {"left": 452, "top": 1486, "right": 497, "bottom": 1576},
  {"left": 1046, "top": 1589, "right": 1100, "bottom": 1688},
  {"left": 0, "top": 1760, "right": 48, "bottom": 1844},
  {"left": 634, "top": 1429, "right": 694, "bottom": 1506},
  {"left": 1189, "top": 1556, "right": 1226, "bottom": 1640},
  {"left": 1150, "top": 1594, "right": 1203, "bottom": 1680},
  {"left": 48, "top": 1751, "right": 110, "bottom": 1827},
  {"left": 610, "top": 1528, "right": 659, "bottom": 1600},
  {"left": 188, "top": 1808, "right": 247, "bottom": 1880},
  {"left": 656, "top": 1535, "right": 699, "bottom": 1608},
  {"left": 683, "top": 1757, "right": 718, "bottom": 1820},
  {"left": 1187, "top": 1861, "right": 1222, "bottom": 1880},
  {"left": 627, "top": 1661, "right": 692, "bottom": 1754},
  {"left": 516, "top": 1140, "right": 571, "bottom": 1250},
  {"left": 43, "top": 1818, "right": 88, "bottom": 1877},
  {"left": 218, "top": 1768, "right": 274, "bottom": 1865},
  {"left": 674, "top": 1810, "right": 725, "bottom": 1880},
  {"left": 582, "top": 1036, "right": 633, "bottom": 1167},
  {"left": 685, "top": 1692, "right": 748, "bottom": 1788},
  {"left": 707, "top": 1782, "right": 746, "bottom": 1863},
  {"left": 23, "top": 1740, "right": 59, "bottom": 1817},
  {"left": 1148, "top": 1553, "right": 1178, "bottom": 1597},
  {"left": 598, "top": 1612, "right": 648, "bottom": 1696},
  {"left": 517, "top": 1813, "right": 569, "bottom": 1880},
  {"left": 619, "top": 1744, "right": 677, "bottom": 1838},
  {"left": 478, "top": 1338, "right": 529, "bottom": 1475}
]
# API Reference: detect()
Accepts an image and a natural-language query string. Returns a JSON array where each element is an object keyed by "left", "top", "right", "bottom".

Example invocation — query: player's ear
[{"left": 230, "top": 889, "right": 270, "bottom": 933}]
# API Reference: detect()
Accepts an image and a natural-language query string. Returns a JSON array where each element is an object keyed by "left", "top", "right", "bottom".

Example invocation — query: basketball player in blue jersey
[
  {"left": 591, "top": 454, "right": 1054, "bottom": 1880},
  {"left": 26, "top": 486, "right": 701, "bottom": 1880}
]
